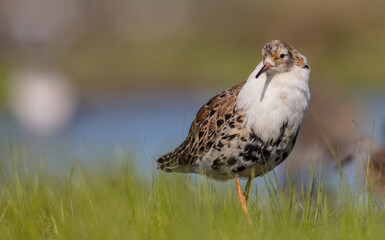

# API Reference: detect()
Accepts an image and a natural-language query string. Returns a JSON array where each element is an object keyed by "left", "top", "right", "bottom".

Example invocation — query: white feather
[{"left": 236, "top": 61, "right": 310, "bottom": 143}]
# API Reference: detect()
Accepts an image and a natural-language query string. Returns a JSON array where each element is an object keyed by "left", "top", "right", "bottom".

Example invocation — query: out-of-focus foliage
[{"left": 0, "top": 0, "right": 384, "bottom": 97}]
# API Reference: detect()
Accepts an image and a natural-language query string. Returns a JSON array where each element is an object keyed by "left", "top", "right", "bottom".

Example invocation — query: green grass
[{"left": 1, "top": 149, "right": 385, "bottom": 240}]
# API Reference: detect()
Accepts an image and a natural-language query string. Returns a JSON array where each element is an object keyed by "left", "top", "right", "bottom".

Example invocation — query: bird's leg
[
  {"left": 243, "top": 176, "right": 252, "bottom": 203},
  {"left": 235, "top": 177, "right": 248, "bottom": 215}
]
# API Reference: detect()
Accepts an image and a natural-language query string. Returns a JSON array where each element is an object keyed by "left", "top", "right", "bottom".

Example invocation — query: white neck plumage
[{"left": 236, "top": 61, "right": 310, "bottom": 143}]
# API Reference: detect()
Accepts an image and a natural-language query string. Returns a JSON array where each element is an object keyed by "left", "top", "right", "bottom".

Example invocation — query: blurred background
[{"left": 0, "top": 0, "right": 384, "bottom": 187}]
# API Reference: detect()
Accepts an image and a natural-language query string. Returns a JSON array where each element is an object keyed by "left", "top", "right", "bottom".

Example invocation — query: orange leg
[
  {"left": 235, "top": 177, "right": 253, "bottom": 225},
  {"left": 235, "top": 177, "right": 249, "bottom": 215}
]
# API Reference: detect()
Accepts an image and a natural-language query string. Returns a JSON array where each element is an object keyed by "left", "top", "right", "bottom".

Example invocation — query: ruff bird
[{"left": 157, "top": 40, "right": 311, "bottom": 214}]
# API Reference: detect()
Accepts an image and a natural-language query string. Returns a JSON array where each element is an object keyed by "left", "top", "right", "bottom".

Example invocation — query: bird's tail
[
  {"left": 156, "top": 151, "right": 179, "bottom": 172},
  {"left": 156, "top": 148, "right": 194, "bottom": 173}
]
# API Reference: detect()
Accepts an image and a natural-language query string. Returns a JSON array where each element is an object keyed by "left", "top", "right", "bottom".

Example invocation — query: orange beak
[{"left": 255, "top": 62, "right": 272, "bottom": 78}]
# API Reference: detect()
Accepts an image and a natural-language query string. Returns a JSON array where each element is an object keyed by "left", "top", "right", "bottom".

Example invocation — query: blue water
[
  {"left": 0, "top": 88, "right": 219, "bottom": 173},
  {"left": 0, "top": 88, "right": 384, "bottom": 187}
]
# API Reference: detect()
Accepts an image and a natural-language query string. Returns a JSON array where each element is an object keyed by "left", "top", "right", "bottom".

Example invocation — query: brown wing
[{"left": 157, "top": 82, "right": 245, "bottom": 171}]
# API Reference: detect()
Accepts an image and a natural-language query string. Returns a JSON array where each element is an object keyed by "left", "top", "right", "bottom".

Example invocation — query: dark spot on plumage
[
  {"left": 282, "top": 121, "right": 288, "bottom": 130},
  {"left": 262, "top": 148, "right": 271, "bottom": 159},
  {"left": 202, "top": 120, "right": 208, "bottom": 126},
  {"left": 225, "top": 114, "right": 231, "bottom": 120},
  {"left": 304, "top": 65, "right": 309, "bottom": 69},
  {"left": 228, "top": 134, "right": 239, "bottom": 140},
  {"left": 220, "top": 93, "right": 226, "bottom": 98},
  {"left": 255, "top": 135, "right": 264, "bottom": 144},
  {"left": 275, "top": 138, "right": 282, "bottom": 146},
  {"left": 241, "top": 137, "right": 247, "bottom": 141},
  {"left": 275, "top": 156, "right": 282, "bottom": 162},
  {"left": 199, "top": 146, "right": 205, "bottom": 152},
  {"left": 157, "top": 157, "right": 165, "bottom": 164},
  {"left": 236, "top": 116, "right": 243, "bottom": 123},
  {"left": 249, "top": 130, "right": 257, "bottom": 140},
  {"left": 212, "top": 158, "right": 224, "bottom": 170},
  {"left": 275, "top": 121, "right": 288, "bottom": 146},
  {"left": 282, "top": 151, "right": 289, "bottom": 160},
  {"left": 236, "top": 165, "right": 246, "bottom": 172},
  {"left": 209, "top": 110, "right": 216, "bottom": 117},
  {"left": 288, "top": 50, "right": 293, "bottom": 59},
  {"left": 217, "top": 141, "right": 224, "bottom": 148},
  {"left": 212, "top": 165, "right": 220, "bottom": 170},
  {"left": 217, "top": 119, "right": 224, "bottom": 126},
  {"left": 265, "top": 44, "right": 273, "bottom": 55},
  {"left": 227, "top": 158, "right": 237, "bottom": 165},
  {"left": 276, "top": 149, "right": 285, "bottom": 156},
  {"left": 244, "top": 144, "right": 253, "bottom": 152},
  {"left": 243, "top": 143, "right": 262, "bottom": 162},
  {"left": 199, "top": 131, "right": 204, "bottom": 138},
  {"left": 230, "top": 124, "right": 235, "bottom": 128},
  {"left": 292, "top": 130, "right": 299, "bottom": 145},
  {"left": 205, "top": 141, "right": 214, "bottom": 150}
]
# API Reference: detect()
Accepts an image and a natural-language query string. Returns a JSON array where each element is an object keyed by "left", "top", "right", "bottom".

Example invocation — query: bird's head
[{"left": 256, "top": 40, "right": 310, "bottom": 78}]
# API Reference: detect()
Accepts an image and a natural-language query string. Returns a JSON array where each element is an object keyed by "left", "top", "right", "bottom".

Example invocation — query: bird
[
  {"left": 157, "top": 40, "right": 311, "bottom": 214},
  {"left": 367, "top": 148, "right": 385, "bottom": 195},
  {"left": 338, "top": 137, "right": 385, "bottom": 196}
]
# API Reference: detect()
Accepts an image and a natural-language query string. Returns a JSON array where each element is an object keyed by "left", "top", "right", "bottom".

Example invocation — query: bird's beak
[{"left": 255, "top": 62, "right": 272, "bottom": 79}]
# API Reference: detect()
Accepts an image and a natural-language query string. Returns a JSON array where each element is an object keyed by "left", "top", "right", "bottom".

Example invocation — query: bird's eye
[{"left": 280, "top": 54, "right": 285, "bottom": 59}]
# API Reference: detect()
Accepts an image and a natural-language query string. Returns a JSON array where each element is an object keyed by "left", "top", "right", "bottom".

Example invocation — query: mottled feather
[{"left": 157, "top": 82, "right": 245, "bottom": 172}]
